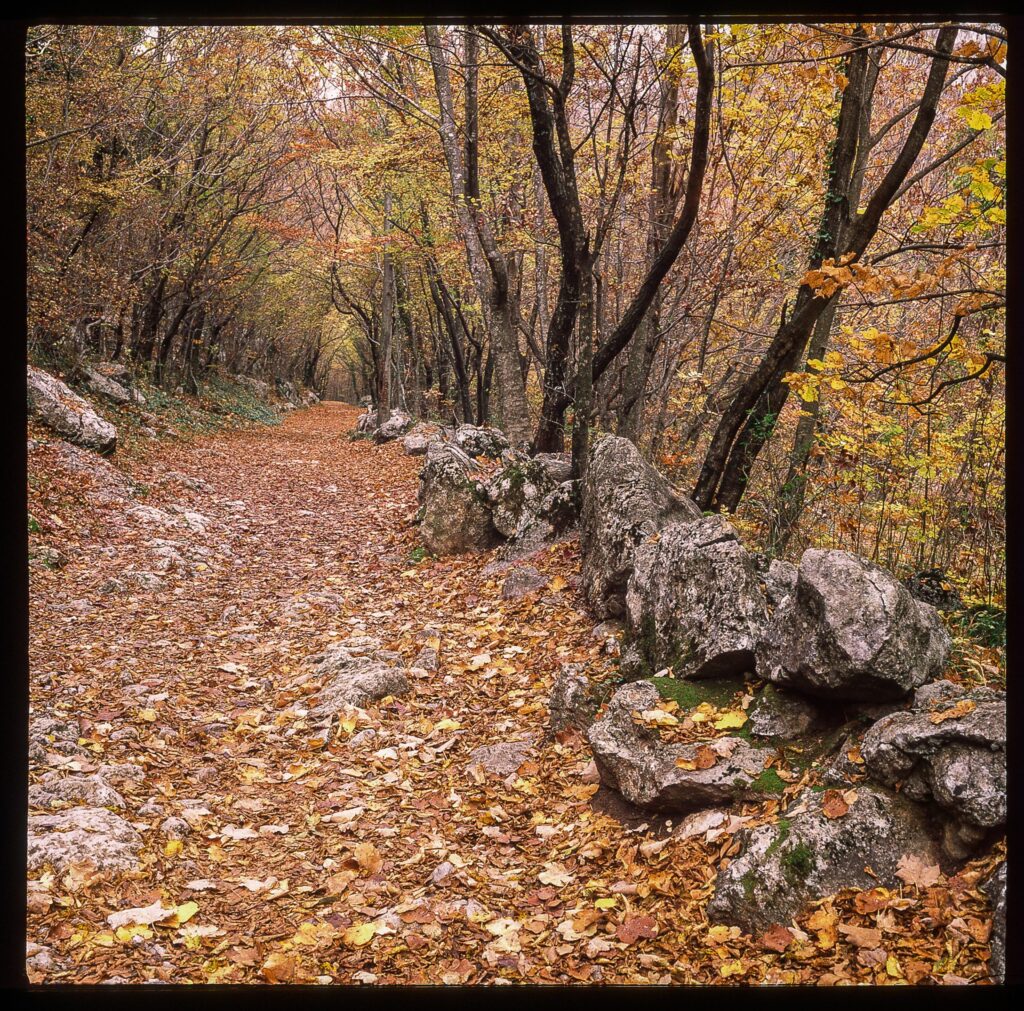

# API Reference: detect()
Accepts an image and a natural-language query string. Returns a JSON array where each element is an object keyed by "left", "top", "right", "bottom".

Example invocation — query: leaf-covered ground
[{"left": 27, "top": 403, "right": 1001, "bottom": 985}]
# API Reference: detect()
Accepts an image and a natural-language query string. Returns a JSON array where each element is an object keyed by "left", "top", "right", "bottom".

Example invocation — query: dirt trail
[
  {"left": 28, "top": 404, "right": 996, "bottom": 985},
  {"left": 28, "top": 403, "right": 679, "bottom": 984}
]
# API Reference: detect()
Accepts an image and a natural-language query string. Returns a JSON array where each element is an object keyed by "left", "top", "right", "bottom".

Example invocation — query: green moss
[
  {"left": 764, "top": 819, "right": 791, "bottom": 858},
  {"left": 752, "top": 768, "right": 786, "bottom": 795},
  {"left": 651, "top": 676, "right": 742, "bottom": 711},
  {"left": 741, "top": 870, "right": 757, "bottom": 902},
  {"left": 782, "top": 842, "right": 814, "bottom": 881},
  {"left": 408, "top": 545, "right": 429, "bottom": 564},
  {"left": 28, "top": 514, "right": 40, "bottom": 534}
]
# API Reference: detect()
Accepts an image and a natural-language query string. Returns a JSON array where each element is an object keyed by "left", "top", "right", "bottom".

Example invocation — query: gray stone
[
  {"left": 499, "top": 480, "right": 580, "bottom": 561},
  {"left": 29, "top": 774, "right": 126, "bottom": 811},
  {"left": 548, "top": 663, "right": 595, "bottom": 734},
  {"left": 452, "top": 424, "right": 510, "bottom": 459},
  {"left": 586, "top": 681, "right": 769, "bottom": 813},
  {"left": 759, "top": 557, "right": 798, "bottom": 608},
  {"left": 413, "top": 646, "right": 438, "bottom": 671},
  {"left": 487, "top": 458, "right": 558, "bottom": 538},
  {"left": 468, "top": 739, "right": 536, "bottom": 777},
  {"left": 27, "top": 366, "right": 117, "bottom": 455},
  {"left": 309, "top": 637, "right": 410, "bottom": 717},
  {"left": 501, "top": 565, "right": 548, "bottom": 601},
  {"left": 748, "top": 684, "right": 827, "bottom": 739},
  {"left": 707, "top": 784, "right": 945, "bottom": 934},
  {"left": 533, "top": 452, "right": 572, "bottom": 484},
  {"left": 29, "top": 545, "right": 66, "bottom": 569},
  {"left": 374, "top": 410, "right": 414, "bottom": 443},
  {"left": 757, "top": 548, "right": 951, "bottom": 702},
  {"left": 160, "top": 817, "right": 191, "bottom": 839},
  {"left": 82, "top": 368, "right": 140, "bottom": 406},
  {"left": 981, "top": 862, "right": 1005, "bottom": 984},
  {"left": 581, "top": 434, "right": 701, "bottom": 619},
  {"left": 861, "top": 680, "right": 1005, "bottom": 837},
  {"left": 27, "top": 806, "right": 143, "bottom": 873},
  {"left": 417, "top": 441, "right": 499, "bottom": 556},
  {"left": 626, "top": 516, "right": 769, "bottom": 679},
  {"left": 403, "top": 423, "right": 440, "bottom": 456}
]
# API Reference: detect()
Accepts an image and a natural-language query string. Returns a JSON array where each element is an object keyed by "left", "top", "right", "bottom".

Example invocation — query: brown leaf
[
  {"left": 838, "top": 922, "right": 883, "bottom": 948},
  {"left": 895, "top": 853, "right": 942, "bottom": 889},
  {"left": 759, "top": 923, "right": 793, "bottom": 952},
  {"left": 616, "top": 916, "right": 658, "bottom": 945},
  {"left": 821, "top": 789, "right": 850, "bottom": 819}
]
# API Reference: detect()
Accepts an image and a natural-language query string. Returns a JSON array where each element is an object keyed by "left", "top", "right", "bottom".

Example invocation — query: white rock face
[
  {"left": 27, "top": 366, "right": 117, "bottom": 454},
  {"left": 27, "top": 807, "right": 143, "bottom": 873}
]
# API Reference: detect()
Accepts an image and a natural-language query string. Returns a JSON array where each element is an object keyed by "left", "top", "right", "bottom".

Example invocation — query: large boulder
[
  {"left": 547, "top": 663, "right": 596, "bottom": 735},
  {"left": 860, "top": 680, "right": 1005, "bottom": 853},
  {"left": 486, "top": 458, "right": 559, "bottom": 538},
  {"left": 374, "top": 410, "right": 414, "bottom": 443},
  {"left": 581, "top": 435, "right": 701, "bottom": 619},
  {"left": 27, "top": 806, "right": 143, "bottom": 873},
  {"left": 418, "top": 441, "right": 500, "bottom": 556},
  {"left": 707, "top": 784, "right": 945, "bottom": 934},
  {"left": 625, "top": 516, "right": 769, "bottom": 679},
  {"left": 586, "top": 681, "right": 769, "bottom": 812},
  {"left": 27, "top": 366, "right": 117, "bottom": 455},
  {"left": 403, "top": 423, "right": 441, "bottom": 456},
  {"left": 756, "top": 549, "right": 950, "bottom": 702},
  {"left": 308, "top": 636, "right": 410, "bottom": 718},
  {"left": 752, "top": 554, "right": 799, "bottom": 608},
  {"left": 452, "top": 424, "right": 509, "bottom": 459},
  {"left": 80, "top": 368, "right": 144, "bottom": 406},
  {"left": 498, "top": 480, "right": 580, "bottom": 561},
  {"left": 747, "top": 684, "right": 827, "bottom": 740}
]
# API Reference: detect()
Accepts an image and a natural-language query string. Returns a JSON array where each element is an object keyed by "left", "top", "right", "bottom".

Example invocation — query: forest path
[{"left": 30, "top": 402, "right": 715, "bottom": 985}]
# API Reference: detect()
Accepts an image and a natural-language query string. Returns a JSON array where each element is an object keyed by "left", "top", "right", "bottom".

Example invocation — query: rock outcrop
[
  {"left": 28, "top": 807, "right": 143, "bottom": 873},
  {"left": 756, "top": 548, "right": 950, "bottom": 701},
  {"left": 747, "top": 684, "right": 827, "bottom": 740},
  {"left": 498, "top": 480, "right": 580, "bottom": 561},
  {"left": 373, "top": 410, "right": 414, "bottom": 443},
  {"left": 586, "top": 681, "right": 769, "bottom": 812},
  {"left": 707, "top": 784, "right": 944, "bottom": 934},
  {"left": 547, "top": 663, "right": 596, "bottom": 735},
  {"left": 581, "top": 435, "right": 701, "bottom": 619},
  {"left": 403, "top": 423, "right": 441, "bottom": 456},
  {"left": 861, "top": 680, "right": 1005, "bottom": 852},
  {"left": 308, "top": 636, "right": 410, "bottom": 718},
  {"left": 417, "top": 441, "right": 499, "bottom": 556},
  {"left": 625, "top": 516, "right": 769, "bottom": 679},
  {"left": 451, "top": 424, "right": 510, "bottom": 459},
  {"left": 468, "top": 739, "right": 536, "bottom": 777},
  {"left": 27, "top": 366, "right": 117, "bottom": 455},
  {"left": 486, "top": 458, "right": 559, "bottom": 539}
]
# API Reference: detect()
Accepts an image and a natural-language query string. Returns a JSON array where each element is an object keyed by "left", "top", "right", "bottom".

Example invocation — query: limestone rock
[
  {"left": 548, "top": 663, "right": 595, "bottom": 734},
  {"left": 403, "top": 423, "right": 441, "bottom": 456},
  {"left": 586, "top": 681, "right": 769, "bottom": 812},
  {"left": 581, "top": 434, "right": 701, "bottom": 619},
  {"left": 27, "top": 366, "right": 117, "bottom": 455},
  {"left": 861, "top": 680, "right": 1005, "bottom": 838},
  {"left": 28, "top": 773, "right": 126, "bottom": 811},
  {"left": 28, "top": 806, "right": 143, "bottom": 873},
  {"left": 81, "top": 367, "right": 143, "bottom": 406},
  {"left": 487, "top": 458, "right": 558, "bottom": 538},
  {"left": 626, "top": 516, "right": 769, "bottom": 679},
  {"left": 757, "top": 549, "right": 951, "bottom": 701},
  {"left": 452, "top": 424, "right": 509, "bottom": 459},
  {"left": 707, "top": 784, "right": 944, "bottom": 934},
  {"left": 374, "top": 410, "right": 414, "bottom": 443},
  {"left": 417, "top": 441, "right": 499, "bottom": 556},
  {"left": 753, "top": 555, "right": 798, "bottom": 608},
  {"left": 501, "top": 565, "right": 548, "bottom": 601},
  {"left": 468, "top": 739, "right": 536, "bottom": 777},
  {"left": 748, "top": 684, "right": 827, "bottom": 740},
  {"left": 309, "top": 637, "right": 410, "bottom": 718},
  {"left": 499, "top": 480, "right": 580, "bottom": 561}
]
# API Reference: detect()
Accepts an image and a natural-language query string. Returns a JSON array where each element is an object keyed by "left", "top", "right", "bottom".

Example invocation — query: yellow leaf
[
  {"left": 115, "top": 925, "right": 152, "bottom": 942},
  {"left": 138, "top": 709, "right": 157, "bottom": 722},
  {"left": 343, "top": 921, "right": 378, "bottom": 947},
  {"left": 886, "top": 955, "right": 903, "bottom": 978},
  {"left": 434, "top": 718, "right": 461, "bottom": 732},
  {"left": 172, "top": 901, "right": 199, "bottom": 925},
  {"left": 594, "top": 897, "right": 617, "bottom": 910},
  {"left": 720, "top": 959, "right": 746, "bottom": 977},
  {"left": 548, "top": 574, "right": 568, "bottom": 593},
  {"left": 164, "top": 839, "right": 183, "bottom": 858},
  {"left": 713, "top": 711, "right": 747, "bottom": 730}
]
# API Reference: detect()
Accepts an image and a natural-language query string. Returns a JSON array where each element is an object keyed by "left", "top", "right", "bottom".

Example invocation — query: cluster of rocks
[
  {"left": 409, "top": 424, "right": 579, "bottom": 565},
  {"left": 563, "top": 433, "right": 1003, "bottom": 969},
  {"left": 27, "top": 716, "right": 145, "bottom": 875},
  {"left": 28, "top": 366, "right": 118, "bottom": 455}
]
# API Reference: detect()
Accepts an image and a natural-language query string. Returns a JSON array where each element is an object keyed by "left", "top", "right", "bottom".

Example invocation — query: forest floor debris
[{"left": 27, "top": 403, "right": 1001, "bottom": 984}]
